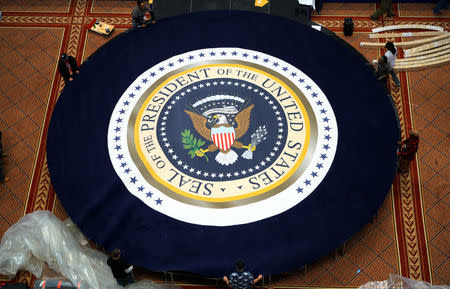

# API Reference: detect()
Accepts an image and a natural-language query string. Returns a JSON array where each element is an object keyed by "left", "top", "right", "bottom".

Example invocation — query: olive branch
[{"left": 181, "top": 129, "right": 209, "bottom": 162}]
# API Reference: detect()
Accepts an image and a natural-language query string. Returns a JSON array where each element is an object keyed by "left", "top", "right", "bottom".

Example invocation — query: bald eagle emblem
[{"left": 182, "top": 95, "right": 267, "bottom": 166}]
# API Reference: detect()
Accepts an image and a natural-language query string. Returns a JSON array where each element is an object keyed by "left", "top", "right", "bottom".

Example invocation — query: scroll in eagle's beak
[{"left": 213, "top": 115, "right": 219, "bottom": 119}]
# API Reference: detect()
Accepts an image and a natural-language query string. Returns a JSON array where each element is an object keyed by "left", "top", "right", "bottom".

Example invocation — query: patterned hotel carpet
[{"left": 0, "top": 0, "right": 448, "bottom": 287}]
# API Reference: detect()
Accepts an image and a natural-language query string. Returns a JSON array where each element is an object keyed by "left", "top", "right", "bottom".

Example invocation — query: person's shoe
[
  {"left": 433, "top": 10, "right": 443, "bottom": 16},
  {"left": 387, "top": 13, "right": 396, "bottom": 18},
  {"left": 397, "top": 166, "right": 409, "bottom": 174},
  {"left": 370, "top": 15, "right": 379, "bottom": 20}
]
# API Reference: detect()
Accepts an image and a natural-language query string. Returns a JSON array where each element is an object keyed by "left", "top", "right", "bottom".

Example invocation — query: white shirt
[
  {"left": 298, "top": 0, "right": 315, "bottom": 9},
  {"left": 385, "top": 49, "right": 397, "bottom": 70}
]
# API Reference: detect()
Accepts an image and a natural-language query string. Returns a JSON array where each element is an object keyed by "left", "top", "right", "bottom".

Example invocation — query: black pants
[
  {"left": 0, "top": 131, "right": 4, "bottom": 182},
  {"left": 63, "top": 73, "right": 77, "bottom": 84},
  {"left": 315, "top": 0, "right": 323, "bottom": 12}
]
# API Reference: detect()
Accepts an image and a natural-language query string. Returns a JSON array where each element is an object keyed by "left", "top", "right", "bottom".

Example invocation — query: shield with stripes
[{"left": 211, "top": 126, "right": 236, "bottom": 151}]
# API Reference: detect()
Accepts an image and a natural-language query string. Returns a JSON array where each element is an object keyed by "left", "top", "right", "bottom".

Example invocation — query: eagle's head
[{"left": 213, "top": 114, "right": 229, "bottom": 125}]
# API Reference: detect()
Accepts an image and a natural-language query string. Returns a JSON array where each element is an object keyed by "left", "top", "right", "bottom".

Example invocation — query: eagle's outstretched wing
[
  {"left": 184, "top": 110, "right": 211, "bottom": 141},
  {"left": 235, "top": 104, "right": 254, "bottom": 139}
]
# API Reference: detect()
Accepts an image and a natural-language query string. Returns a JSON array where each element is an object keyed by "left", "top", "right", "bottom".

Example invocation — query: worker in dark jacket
[
  {"left": 58, "top": 53, "right": 79, "bottom": 84},
  {"left": 397, "top": 130, "right": 420, "bottom": 173},
  {"left": 132, "top": 0, "right": 156, "bottom": 27},
  {"left": 107, "top": 249, "right": 135, "bottom": 287},
  {"left": 375, "top": 56, "right": 390, "bottom": 89},
  {"left": 0, "top": 131, "right": 8, "bottom": 183}
]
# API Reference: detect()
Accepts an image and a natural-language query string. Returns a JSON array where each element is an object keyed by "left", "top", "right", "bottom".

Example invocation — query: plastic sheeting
[
  {"left": 359, "top": 274, "right": 449, "bottom": 289},
  {"left": 0, "top": 210, "right": 176, "bottom": 289},
  {"left": 34, "top": 279, "right": 87, "bottom": 289}
]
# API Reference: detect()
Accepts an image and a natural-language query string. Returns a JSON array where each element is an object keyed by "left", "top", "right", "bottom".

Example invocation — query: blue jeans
[
  {"left": 434, "top": 0, "right": 448, "bottom": 13},
  {"left": 390, "top": 69, "right": 400, "bottom": 86},
  {"left": 116, "top": 273, "right": 134, "bottom": 287}
]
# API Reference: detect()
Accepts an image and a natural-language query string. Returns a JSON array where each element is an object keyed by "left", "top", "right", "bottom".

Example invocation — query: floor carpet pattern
[{"left": 0, "top": 0, "right": 448, "bottom": 287}]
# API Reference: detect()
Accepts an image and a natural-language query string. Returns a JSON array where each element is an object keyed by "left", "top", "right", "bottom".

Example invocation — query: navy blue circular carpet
[{"left": 47, "top": 11, "right": 399, "bottom": 276}]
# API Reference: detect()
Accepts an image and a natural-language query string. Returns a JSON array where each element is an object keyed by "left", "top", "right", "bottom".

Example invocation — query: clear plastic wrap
[
  {"left": 358, "top": 274, "right": 449, "bottom": 289},
  {"left": 34, "top": 278, "right": 86, "bottom": 289},
  {"left": 0, "top": 210, "right": 176, "bottom": 289},
  {"left": 33, "top": 277, "right": 167, "bottom": 289}
]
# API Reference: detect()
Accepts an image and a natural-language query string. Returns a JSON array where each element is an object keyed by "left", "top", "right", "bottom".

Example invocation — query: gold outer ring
[{"left": 127, "top": 60, "right": 318, "bottom": 208}]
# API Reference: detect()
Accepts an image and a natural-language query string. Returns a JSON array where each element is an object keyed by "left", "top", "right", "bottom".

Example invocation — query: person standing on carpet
[
  {"left": 384, "top": 42, "right": 401, "bottom": 87},
  {"left": 58, "top": 53, "right": 79, "bottom": 84},
  {"left": 315, "top": 0, "right": 323, "bottom": 15},
  {"left": 223, "top": 260, "right": 263, "bottom": 289},
  {"left": 107, "top": 249, "right": 135, "bottom": 287},
  {"left": 397, "top": 130, "right": 420, "bottom": 173},
  {"left": 375, "top": 55, "right": 390, "bottom": 89},
  {"left": 132, "top": 0, "right": 156, "bottom": 28},
  {"left": 370, "top": 0, "right": 395, "bottom": 20},
  {"left": 0, "top": 131, "right": 9, "bottom": 183}
]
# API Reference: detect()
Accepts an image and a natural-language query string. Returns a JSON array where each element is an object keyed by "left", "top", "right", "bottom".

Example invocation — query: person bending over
[
  {"left": 397, "top": 130, "right": 420, "bottom": 173},
  {"left": 58, "top": 53, "right": 79, "bottom": 84},
  {"left": 132, "top": 0, "right": 156, "bottom": 28},
  {"left": 223, "top": 260, "right": 263, "bottom": 289},
  {"left": 107, "top": 249, "right": 135, "bottom": 287}
]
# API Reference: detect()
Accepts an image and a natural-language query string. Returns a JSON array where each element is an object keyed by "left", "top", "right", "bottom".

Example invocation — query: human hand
[
  {"left": 257, "top": 275, "right": 263, "bottom": 280},
  {"left": 223, "top": 276, "right": 227, "bottom": 282},
  {"left": 69, "top": 77, "right": 73, "bottom": 81},
  {"left": 75, "top": 70, "right": 80, "bottom": 74},
  {"left": 152, "top": 20, "right": 156, "bottom": 24}
]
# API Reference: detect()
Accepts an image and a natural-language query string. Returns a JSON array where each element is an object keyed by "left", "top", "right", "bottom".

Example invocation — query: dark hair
[
  {"left": 137, "top": 0, "right": 144, "bottom": 5},
  {"left": 61, "top": 53, "right": 68, "bottom": 61},
  {"left": 381, "top": 55, "right": 387, "bottom": 63},
  {"left": 236, "top": 259, "right": 245, "bottom": 272},
  {"left": 385, "top": 42, "right": 396, "bottom": 54},
  {"left": 112, "top": 249, "right": 121, "bottom": 258}
]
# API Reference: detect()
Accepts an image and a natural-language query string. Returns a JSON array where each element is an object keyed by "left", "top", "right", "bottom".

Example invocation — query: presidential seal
[{"left": 108, "top": 48, "right": 337, "bottom": 226}]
